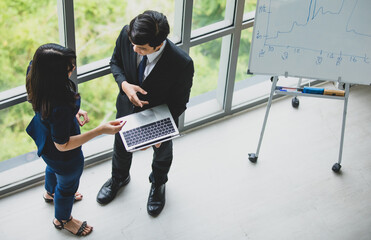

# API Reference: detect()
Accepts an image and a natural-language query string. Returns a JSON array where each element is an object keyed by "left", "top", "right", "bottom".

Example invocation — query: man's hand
[
  {"left": 76, "top": 109, "right": 89, "bottom": 126},
  {"left": 121, "top": 81, "right": 149, "bottom": 107}
]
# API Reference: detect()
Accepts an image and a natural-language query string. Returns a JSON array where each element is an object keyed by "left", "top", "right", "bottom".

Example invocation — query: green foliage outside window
[
  {"left": 0, "top": 0, "right": 59, "bottom": 161},
  {"left": 0, "top": 0, "right": 59, "bottom": 91},
  {"left": 192, "top": 0, "right": 226, "bottom": 29},
  {"left": 74, "top": 0, "right": 128, "bottom": 66}
]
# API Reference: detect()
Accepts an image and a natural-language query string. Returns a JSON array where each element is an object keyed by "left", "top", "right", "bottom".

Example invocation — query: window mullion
[{"left": 57, "top": 0, "right": 77, "bottom": 84}]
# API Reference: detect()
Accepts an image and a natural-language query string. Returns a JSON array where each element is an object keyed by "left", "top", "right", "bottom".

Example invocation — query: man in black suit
[{"left": 97, "top": 10, "right": 194, "bottom": 216}]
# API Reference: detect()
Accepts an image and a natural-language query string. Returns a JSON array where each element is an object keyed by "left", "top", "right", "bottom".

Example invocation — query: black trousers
[
  {"left": 112, "top": 93, "right": 173, "bottom": 185},
  {"left": 111, "top": 128, "right": 173, "bottom": 185}
]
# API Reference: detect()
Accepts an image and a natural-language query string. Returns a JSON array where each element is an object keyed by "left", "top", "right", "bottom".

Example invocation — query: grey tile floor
[{"left": 0, "top": 83, "right": 370, "bottom": 240}]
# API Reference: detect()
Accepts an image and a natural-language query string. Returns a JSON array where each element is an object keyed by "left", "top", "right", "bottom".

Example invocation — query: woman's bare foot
[
  {"left": 74, "top": 192, "right": 83, "bottom": 201},
  {"left": 53, "top": 217, "right": 93, "bottom": 236}
]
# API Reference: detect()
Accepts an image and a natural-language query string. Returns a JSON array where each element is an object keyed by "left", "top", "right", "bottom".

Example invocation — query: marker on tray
[
  {"left": 302, "top": 87, "right": 324, "bottom": 95},
  {"left": 276, "top": 86, "right": 303, "bottom": 93}
]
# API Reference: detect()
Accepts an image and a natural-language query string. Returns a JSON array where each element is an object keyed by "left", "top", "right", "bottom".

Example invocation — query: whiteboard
[{"left": 248, "top": 0, "right": 371, "bottom": 85}]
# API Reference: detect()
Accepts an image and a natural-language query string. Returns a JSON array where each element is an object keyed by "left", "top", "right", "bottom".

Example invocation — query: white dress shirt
[{"left": 137, "top": 40, "right": 167, "bottom": 83}]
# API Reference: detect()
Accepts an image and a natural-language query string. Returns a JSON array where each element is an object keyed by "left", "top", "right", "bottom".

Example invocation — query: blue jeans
[{"left": 44, "top": 162, "right": 83, "bottom": 220}]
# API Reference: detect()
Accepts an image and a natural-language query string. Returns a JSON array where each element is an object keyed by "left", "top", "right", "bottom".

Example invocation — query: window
[
  {"left": 232, "top": 28, "right": 273, "bottom": 107},
  {"left": 0, "top": 0, "right": 59, "bottom": 92},
  {"left": 0, "top": 0, "right": 59, "bottom": 163},
  {"left": 191, "top": 0, "right": 235, "bottom": 37},
  {"left": 0, "top": 102, "right": 35, "bottom": 162},
  {"left": 186, "top": 36, "right": 227, "bottom": 124},
  {"left": 74, "top": 0, "right": 182, "bottom": 67},
  {"left": 77, "top": 74, "right": 118, "bottom": 132},
  {"left": 244, "top": 0, "right": 257, "bottom": 20}
]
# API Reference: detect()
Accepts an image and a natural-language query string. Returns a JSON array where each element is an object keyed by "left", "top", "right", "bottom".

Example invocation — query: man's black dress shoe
[
  {"left": 96, "top": 175, "right": 130, "bottom": 205},
  {"left": 147, "top": 183, "right": 165, "bottom": 216}
]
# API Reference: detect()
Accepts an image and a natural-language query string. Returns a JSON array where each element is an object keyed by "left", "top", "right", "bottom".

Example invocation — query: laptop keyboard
[{"left": 122, "top": 117, "right": 176, "bottom": 147}]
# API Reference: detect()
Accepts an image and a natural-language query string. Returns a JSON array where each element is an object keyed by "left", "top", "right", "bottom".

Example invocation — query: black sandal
[
  {"left": 43, "top": 192, "right": 54, "bottom": 203},
  {"left": 53, "top": 216, "right": 90, "bottom": 236}
]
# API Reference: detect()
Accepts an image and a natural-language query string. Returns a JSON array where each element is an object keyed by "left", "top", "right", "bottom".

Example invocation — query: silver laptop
[{"left": 117, "top": 104, "right": 180, "bottom": 152}]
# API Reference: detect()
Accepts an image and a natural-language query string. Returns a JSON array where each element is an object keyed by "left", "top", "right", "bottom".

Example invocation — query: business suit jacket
[{"left": 110, "top": 25, "right": 194, "bottom": 124}]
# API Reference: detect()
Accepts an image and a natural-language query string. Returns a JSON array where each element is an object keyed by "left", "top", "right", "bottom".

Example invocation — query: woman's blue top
[{"left": 26, "top": 97, "right": 83, "bottom": 173}]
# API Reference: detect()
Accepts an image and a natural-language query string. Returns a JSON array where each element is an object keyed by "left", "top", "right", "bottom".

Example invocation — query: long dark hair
[
  {"left": 26, "top": 43, "right": 78, "bottom": 119},
  {"left": 128, "top": 10, "right": 169, "bottom": 49}
]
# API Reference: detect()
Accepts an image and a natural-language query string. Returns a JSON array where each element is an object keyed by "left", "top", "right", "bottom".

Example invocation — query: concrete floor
[{"left": 0, "top": 83, "right": 370, "bottom": 240}]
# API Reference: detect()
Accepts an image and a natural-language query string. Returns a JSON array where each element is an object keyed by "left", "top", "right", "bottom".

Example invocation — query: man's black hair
[{"left": 128, "top": 10, "right": 170, "bottom": 49}]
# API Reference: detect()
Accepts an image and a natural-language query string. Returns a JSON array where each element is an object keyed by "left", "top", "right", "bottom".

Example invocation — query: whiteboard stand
[
  {"left": 248, "top": 76, "right": 278, "bottom": 163},
  {"left": 248, "top": 76, "right": 350, "bottom": 173}
]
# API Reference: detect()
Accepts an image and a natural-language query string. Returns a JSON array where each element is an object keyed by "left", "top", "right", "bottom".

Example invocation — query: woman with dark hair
[{"left": 26, "top": 43, "right": 124, "bottom": 236}]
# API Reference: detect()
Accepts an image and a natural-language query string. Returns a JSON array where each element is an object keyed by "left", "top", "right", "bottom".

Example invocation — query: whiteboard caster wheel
[
  {"left": 248, "top": 153, "right": 258, "bottom": 163},
  {"left": 292, "top": 97, "right": 299, "bottom": 108},
  {"left": 332, "top": 163, "right": 341, "bottom": 172}
]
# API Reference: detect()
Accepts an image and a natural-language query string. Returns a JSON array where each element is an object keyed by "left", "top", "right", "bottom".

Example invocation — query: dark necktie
[{"left": 138, "top": 55, "right": 148, "bottom": 85}]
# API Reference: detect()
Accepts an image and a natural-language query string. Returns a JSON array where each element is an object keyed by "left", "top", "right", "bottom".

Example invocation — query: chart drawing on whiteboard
[{"left": 248, "top": 0, "right": 371, "bottom": 85}]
